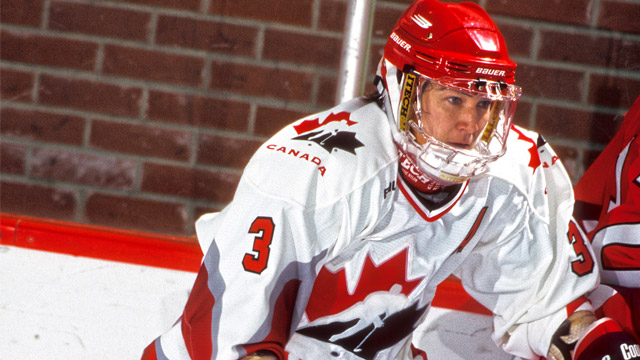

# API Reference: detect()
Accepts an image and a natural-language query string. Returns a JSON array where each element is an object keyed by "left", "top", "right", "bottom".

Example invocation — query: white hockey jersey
[{"left": 147, "top": 97, "right": 598, "bottom": 360}]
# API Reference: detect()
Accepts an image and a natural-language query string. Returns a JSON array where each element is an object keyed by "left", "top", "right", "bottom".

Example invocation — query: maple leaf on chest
[{"left": 305, "top": 247, "right": 424, "bottom": 322}]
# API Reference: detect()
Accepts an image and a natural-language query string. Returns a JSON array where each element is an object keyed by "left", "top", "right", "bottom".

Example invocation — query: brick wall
[{"left": 1, "top": 0, "right": 639, "bottom": 236}]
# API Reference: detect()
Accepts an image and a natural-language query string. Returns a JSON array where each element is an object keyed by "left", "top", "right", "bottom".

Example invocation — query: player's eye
[
  {"left": 477, "top": 100, "right": 492, "bottom": 110},
  {"left": 446, "top": 96, "right": 463, "bottom": 105}
]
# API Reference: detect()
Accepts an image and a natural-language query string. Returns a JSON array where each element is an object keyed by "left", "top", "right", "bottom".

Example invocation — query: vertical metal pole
[{"left": 335, "top": 0, "right": 376, "bottom": 105}]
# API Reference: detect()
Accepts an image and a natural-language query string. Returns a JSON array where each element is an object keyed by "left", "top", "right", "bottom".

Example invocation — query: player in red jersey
[{"left": 574, "top": 94, "right": 640, "bottom": 344}]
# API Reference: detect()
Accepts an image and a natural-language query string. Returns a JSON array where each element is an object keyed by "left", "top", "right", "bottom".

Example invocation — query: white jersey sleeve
[
  {"left": 455, "top": 127, "right": 599, "bottom": 359},
  {"left": 188, "top": 179, "right": 341, "bottom": 359}
]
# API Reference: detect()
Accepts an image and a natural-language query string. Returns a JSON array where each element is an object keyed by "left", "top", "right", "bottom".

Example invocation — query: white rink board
[
  {"left": 0, "top": 245, "right": 194, "bottom": 360},
  {"left": 0, "top": 245, "right": 516, "bottom": 360}
]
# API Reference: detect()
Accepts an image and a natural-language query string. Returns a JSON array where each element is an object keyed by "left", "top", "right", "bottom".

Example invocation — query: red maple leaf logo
[
  {"left": 293, "top": 111, "right": 356, "bottom": 135},
  {"left": 305, "top": 247, "right": 423, "bottom": 322},
  {"left": 512, "top": 126, "right": 541, "bottom": 173}
]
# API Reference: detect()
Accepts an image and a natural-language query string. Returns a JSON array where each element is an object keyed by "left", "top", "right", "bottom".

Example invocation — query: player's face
[{"left": 414, "top": 83, "right": 492, "bottom": 150}]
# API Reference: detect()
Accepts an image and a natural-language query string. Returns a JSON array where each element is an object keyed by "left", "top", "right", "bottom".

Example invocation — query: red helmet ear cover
[{"left": 384, "top": 0, "right": 517, "bottom": 84}]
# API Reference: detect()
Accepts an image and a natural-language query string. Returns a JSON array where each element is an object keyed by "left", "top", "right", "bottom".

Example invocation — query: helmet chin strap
[
  {"left": 397, "top": 147, "right": 444, "bottom": 194},
  {"left": 377, "top": 61, "right": 445, "bottom": 194}
]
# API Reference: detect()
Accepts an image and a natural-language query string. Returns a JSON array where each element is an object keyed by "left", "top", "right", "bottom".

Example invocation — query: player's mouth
[{"left": 447, "top": 141, "right": 473, "bottom": 149}]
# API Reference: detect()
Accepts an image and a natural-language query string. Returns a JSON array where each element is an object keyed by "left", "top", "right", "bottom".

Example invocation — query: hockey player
[
  {"left": 142, "top": 1, "right": 638, "bottom": 359},
  {"left": 574, "top": 94, "right": 640, "bottom": 343}
]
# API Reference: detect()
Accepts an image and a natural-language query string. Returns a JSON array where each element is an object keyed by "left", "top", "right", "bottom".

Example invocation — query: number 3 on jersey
[
  {"left": 567, "top": 220, "right": 594, "bottom": 276},
  {"left": 243, "top": 217, "right": 275, "bottom": 274}
]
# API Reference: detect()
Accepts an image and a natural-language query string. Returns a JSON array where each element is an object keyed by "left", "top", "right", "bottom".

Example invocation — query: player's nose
[{"left": 456, "top": 107, "right": 481, "bottom": 133}]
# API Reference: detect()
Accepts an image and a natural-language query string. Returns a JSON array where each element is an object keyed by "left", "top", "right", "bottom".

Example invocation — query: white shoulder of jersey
[
  {"left": 486, "top": 125, "right": 566, "bottom": 193},
  {"left": 241, "top": 97, "right": 399, "bottom": 209},
  {"left": 483, "top": 125, "right": 575, "bottom": 228}
]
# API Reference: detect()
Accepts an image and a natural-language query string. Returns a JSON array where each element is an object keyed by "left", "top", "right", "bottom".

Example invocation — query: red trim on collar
[{"left": 397, "top": 176, "right": 468, "bottom": 222}]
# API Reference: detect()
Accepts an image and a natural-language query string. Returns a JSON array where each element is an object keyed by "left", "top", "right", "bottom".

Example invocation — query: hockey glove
[
  {"left": 572, "top": 318, "right": 640, "bottom": 360},
  {"left": 548, "top": 311, "right": 598, "bottom": 360}
]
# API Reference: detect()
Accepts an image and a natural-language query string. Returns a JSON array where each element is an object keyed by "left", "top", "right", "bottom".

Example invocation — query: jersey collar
[{"left": 397, "top": 175, "right": 469, "bottom": 222}]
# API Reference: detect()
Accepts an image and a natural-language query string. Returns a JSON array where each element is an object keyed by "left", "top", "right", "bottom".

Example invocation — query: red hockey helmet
[
  {"left": 377, "top": 0, "right": 521, "bottom": 189},
  {"left": 384, "top": 0, "right": 517, "bottom": 84}
]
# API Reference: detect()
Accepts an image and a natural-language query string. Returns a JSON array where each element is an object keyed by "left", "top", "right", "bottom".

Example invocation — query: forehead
[{"left": 423, "top": 83, "right": 483, "bottom": 99}]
